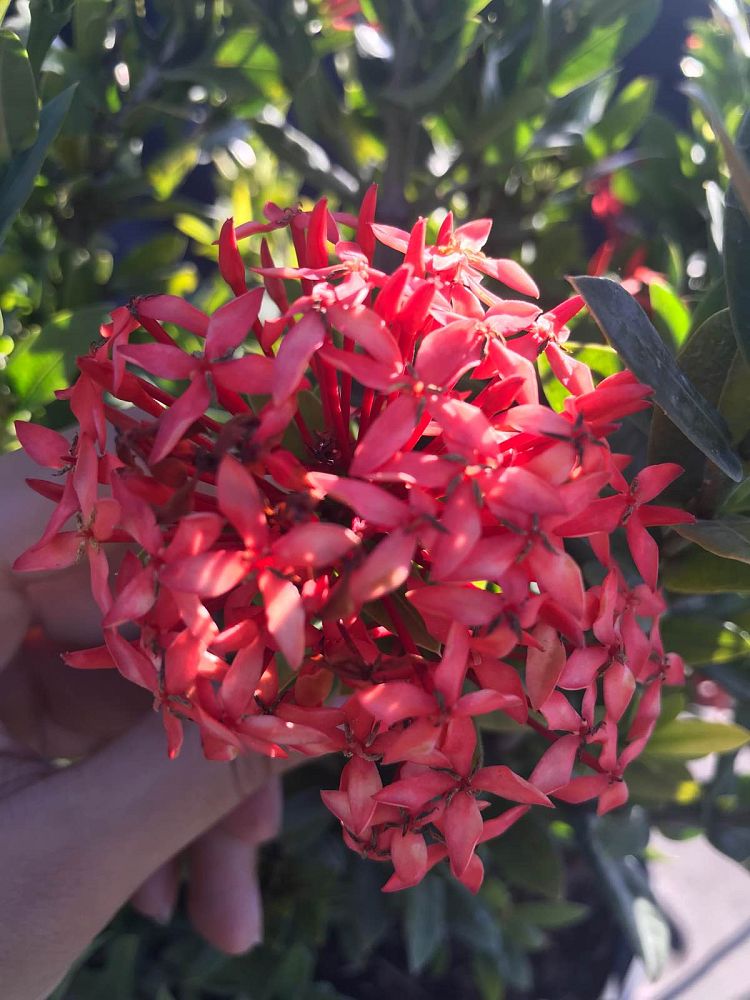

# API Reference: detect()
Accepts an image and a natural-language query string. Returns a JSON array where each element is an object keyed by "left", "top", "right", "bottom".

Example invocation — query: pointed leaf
[{"left": 571, "top": 275, "right": 742, "bottom": 482}]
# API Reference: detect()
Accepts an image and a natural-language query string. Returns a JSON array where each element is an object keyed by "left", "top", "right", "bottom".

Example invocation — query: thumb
[{"left": 0, "top": 711, "right": 290, "bottom": 1000}]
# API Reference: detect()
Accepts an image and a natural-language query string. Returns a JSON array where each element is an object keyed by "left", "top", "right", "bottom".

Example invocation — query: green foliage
[{"left": 571, "top": 275, "right": 742, "bottom": 482}]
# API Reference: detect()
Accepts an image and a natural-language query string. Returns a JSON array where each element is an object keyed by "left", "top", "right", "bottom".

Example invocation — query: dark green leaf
[
  {"left": 665, "top": 547, "right": 750, "bottom": 592},
  {"left": 0, "top": 85, "right": 76, "bottom": 247},
  {"left": 447, "top": 882, "right": 505, "bottom": 961},
  {"left": 571, "top": 276, "right": 742, "bottom": 482},
  {"left": 580, "top": 817, "right": 670, "bottom": 980},
  {"left": 0, "top": 31, "right": 39, "bottom": 162},
  {"left": 675, "top": 518, "right": 750, "bottom": 565},
  {"left": 27, "top": 0, "right": 74, "bottom": 78},
  {"left": 649, "top": 310, "right": 740, "bottom": 509},
  {"left": 514, "top": 900, "right": 589, "bottom": 929},
  {"left": 490, "top": 816, "right": 563, "bottom": 898},
  {"left": 403, "top": 875, "right": 447, "bottom": 973}
]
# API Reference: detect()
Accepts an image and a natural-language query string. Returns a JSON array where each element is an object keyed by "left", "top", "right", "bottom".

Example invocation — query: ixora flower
[{"left": 14, "top": 190, "right": 693, "bottom": 893}]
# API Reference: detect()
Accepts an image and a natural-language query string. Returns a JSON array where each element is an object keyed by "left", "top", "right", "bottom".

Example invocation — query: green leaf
[
  {"left": 0, "top": 85, "right": 76, "bottom": 247},
  {"left": 660, "top": 613, "right": 750, "bottom": 665},
  {"left": 0, "top": 1, "right": 10, "bottom": 22},
  {"left": 722, "top": 112, "right": 750, "bottom": 365},
  {"left": 683, "top": 85, "right": 750, "bottom": 225},
  {"left": 674, "top": 518, "right": 750, "bottom": 565},
  {"left": 490, "top": 816, "right": 563, "bottom": 898},
  {"left": 514, "top": 900, "right": 589, "bottom": 929},
  {"left": 649, "top": 280, "right": 691, "bottom": 347},
  {"left": 721, "top": 477, "right": 750, "bottom": 515},
  {"left": 649, "top": 310, "right": 741, "bottom": 509},
  {"left": 664, "top": 546, "right": 750, "bottom": 592},
  {"left": 646, "top": 718, "right": 750, "bottom": 758},
  {"left": 447, "top": 882, "right": 505, "bottom": 961},
  {"left": 27, "top": 0, "right": 74, "bottom": 78},
  {"left": 717, "top": 349, "right": 750, "bottom": 447},
  {"left": 580, "top": 816, "right": 670, "bottom": 981},
  {"left": 587, "top": 76, "right": 656, "bottom": 156},
  {"left": 403, "top": 875, "right": 447, "bottom": 974},
  {"left": 0, "top": 31, "right": 39, "bottom": 163},
  {"left": 382, "top": 22, "right": 488, "bottom": 110},
  {"left": 267, "top": 942, "right": 315, "bottom": 996},
  {"left": 73, "top": 0, "right": 111, "bottom": 60},
  {"left": 549, "top": 19, "right": 626, "bottom": 98},
  {"left": 571, "top": 276, "right": 742, "bottom": 482},
  {"left": 5, "top": 303, "right": 109, "bottom": 410}
]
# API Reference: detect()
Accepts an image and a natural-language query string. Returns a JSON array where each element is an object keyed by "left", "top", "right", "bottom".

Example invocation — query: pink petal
[
  {"left": 475, "top": 256, "right": 539, "bottom": 298},
  {"left": 529, "top": 734, "right": 580, "bottom": 793},
  {"left": 307, "top": 472, "right": 409, "bottom": 529},
  {"left": 626, "top": 516, "right": 659, "bottom": 590},
  {"left": 415, "top": 319, "right": 482, "bottom": 387},
  {"left": 431, "top": 481, "right": 482, "bottom": 580},
  {"left": 212, "top": 353, "right": 276, "bottom": 395},
  {"left": 342, "top": 756, "right": 382, "bottom": 836},
  {"left": 603, "top": 661, "right": 636, "bottom": 723},
  {"left": 525, "top": 623, "right": 567, "bottom": 710},
  {"left": 407, "top": 583, "right": 504, "bottom": 626},
  {"left": 473, "top": 765, "right": 552, "bottom": 806},
  {"left": 149, "top": 374, "right": 212, "bottom": 465},
  {"left": 351, "top": 395, "right": 420, "bottom": 476},
  {"left": 105, "top": 630, "right": 157, "bottom": 690},
  {"left": 15, "top": 421, "right": 70, "bottom": 469},
  {"left": 160, "top": 550, "right": 249, "bottom": 597},
  {"left": 163, "top": 511, "right": 224, "bottom": 560},
  {"left": 13, "top": 532, "right": 80, "bottom": 572},
  {"left": 375, "top": 771, "right": 454, "bottom": 811},
  {"left": 444, "top": 791, "right": 484, "bottom": 878},
  {"left": 390, "top": 829, "right": 428, "bottom": 887},
  {"left": 259, "top": 569, "right": 305, "bottom": 668},
  {"left": 271, "top": 522, "right": 358, "bottom": 568},
  {"left": 328, "top": 303, "right": 402, "bottom": 367},
  {"left": 217, "top": 454, "right": 269, "bottom": 550},
  {"left": 273, "top": 311, "right": 326, "bottom": 403},
  {"left": 206, "top": 287, "right": 264, "bottom": 359},
  {"left": 347, "top": 529, "right": 417, "bottom": 607},
  {"left": 433, "top": 621, "right": 470, "bottom": 706},
  {"left": 103, "top": 565, "right": 156, "bottom": 627},
  {"left": 359, "top": 681, "right": 436, "bottom": 725},
  {"left": 118, "top": 343, "right": 197, "bottom": 380},
  {"left": 219, "top": 633, "right": 264, "bottom": 718},
  {"left": 134, "top": 294, "right": 209, "bottom": 336}
]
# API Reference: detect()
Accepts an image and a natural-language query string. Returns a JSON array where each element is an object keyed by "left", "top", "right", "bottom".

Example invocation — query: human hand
[{"left": 0, "top": 446, "right": 291, "bottom": 1000}]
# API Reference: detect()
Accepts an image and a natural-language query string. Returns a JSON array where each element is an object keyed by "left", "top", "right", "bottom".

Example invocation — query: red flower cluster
[{"left": 15, "top": 190, "right": 693, "bottom": 892}]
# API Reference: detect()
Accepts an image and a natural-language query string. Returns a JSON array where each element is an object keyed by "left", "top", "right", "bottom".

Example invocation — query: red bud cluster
[{"left": 15, "top": 190, "right": 693, "bottom": 892}]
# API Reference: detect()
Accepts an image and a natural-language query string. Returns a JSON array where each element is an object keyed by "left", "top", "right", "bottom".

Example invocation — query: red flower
[{"left": 14, "top": 189, "right": 693, "bottom": 891}]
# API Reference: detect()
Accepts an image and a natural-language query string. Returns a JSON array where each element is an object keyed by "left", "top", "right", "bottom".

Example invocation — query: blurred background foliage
[{"left": 5, "top": 0, "right": 750, "bottom": 997}]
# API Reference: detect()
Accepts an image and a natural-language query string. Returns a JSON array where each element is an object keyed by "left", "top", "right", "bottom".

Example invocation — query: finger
[
  {"left": 130, "top": 858, "right": 181, "bottom": 926},
  {"left": 216, "top": 776, "right": 283, "bottom": 844},
  {"left": 0, "top": 586, "right": 32, "bottom": 674},
  {"left": 0, "top": 713, "right": 287, "bottom": 1000},
  {"left": 187, "top": 833, "right": 263, "bottom": 954}
]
